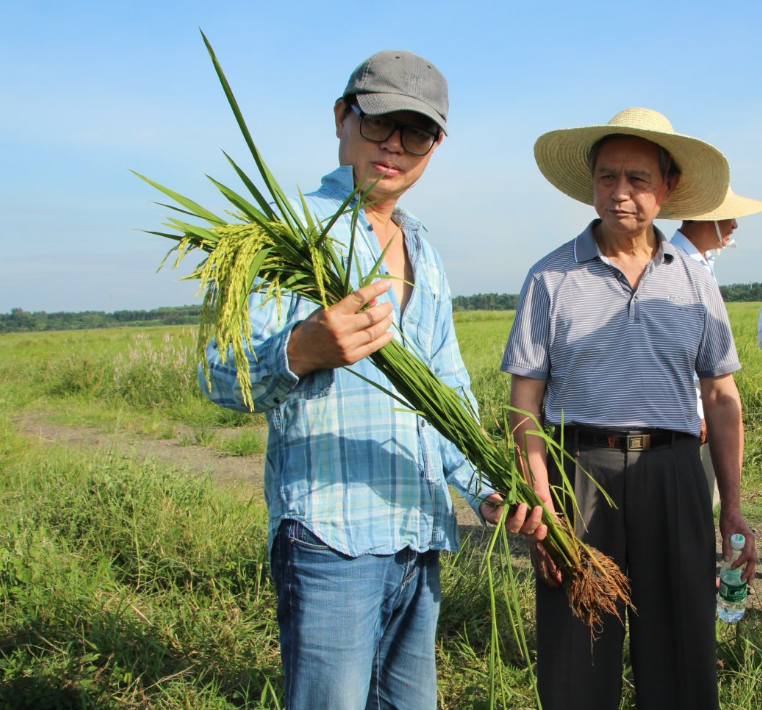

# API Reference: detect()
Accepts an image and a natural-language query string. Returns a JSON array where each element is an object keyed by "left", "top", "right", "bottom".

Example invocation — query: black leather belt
[{"left": 562, "top": 426, "right": 692, "bottom": 452}]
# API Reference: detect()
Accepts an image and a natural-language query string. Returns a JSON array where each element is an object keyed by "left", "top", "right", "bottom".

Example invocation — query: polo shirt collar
[{"left": 574, "top": 219, "right": 676, "bottom": 264}]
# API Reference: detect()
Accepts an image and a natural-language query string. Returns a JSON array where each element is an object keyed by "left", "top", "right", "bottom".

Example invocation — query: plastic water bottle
[{"left": 717, "top": 534, "right": 747, "bottom": 623}]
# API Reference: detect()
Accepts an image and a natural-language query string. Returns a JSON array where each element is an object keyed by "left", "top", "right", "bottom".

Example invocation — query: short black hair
[
  {"left": 337, "top": 93, "right": 357, "bottom": 117},
  {"left": 587, "top": 133, "right": 682, "bottom": 182}
]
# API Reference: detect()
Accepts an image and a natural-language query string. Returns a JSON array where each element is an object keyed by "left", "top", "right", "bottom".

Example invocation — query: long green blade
[
  {"left": 131, "top": 170, "right": 226, "bottom": 225},
  {"left": 206, "top": 174, "right": 271, "bottom": 224},
  {"left": 222, "top": 150, "right": 276, "bottom": 220},
  {"left": 200, "top": 31, "right": 296, "bottom": 229},
  {"left": 164, "top": 218, "right": 220, "bottom": 243}
]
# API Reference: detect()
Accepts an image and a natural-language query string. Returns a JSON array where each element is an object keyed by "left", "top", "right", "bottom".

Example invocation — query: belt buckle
[{"left": 627, "top": 434, "right": 650, "bottom": 451}]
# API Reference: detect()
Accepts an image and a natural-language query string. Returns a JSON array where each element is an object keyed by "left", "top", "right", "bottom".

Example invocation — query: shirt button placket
[{"left": 419, "top": 418, "right": 427, "bottom": 477}]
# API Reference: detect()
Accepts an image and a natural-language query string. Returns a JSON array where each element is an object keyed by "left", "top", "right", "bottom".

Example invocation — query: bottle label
[{"left": 719, "top": 579, "right": 747, "bottom": 603}]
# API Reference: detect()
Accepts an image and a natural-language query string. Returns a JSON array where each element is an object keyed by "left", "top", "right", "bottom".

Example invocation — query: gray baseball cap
[{"left": 342, "top": 50, "right": 448, "bottom": 135}]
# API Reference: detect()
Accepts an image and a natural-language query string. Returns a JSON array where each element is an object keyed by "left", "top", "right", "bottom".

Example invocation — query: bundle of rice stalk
[{"left": 135, "top": 32, "right": 631, "bottom": 629}]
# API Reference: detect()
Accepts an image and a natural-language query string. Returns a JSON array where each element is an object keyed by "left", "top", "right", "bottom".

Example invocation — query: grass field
[{"left": 0, "top": 304, "right": 760, "bottom": 709}]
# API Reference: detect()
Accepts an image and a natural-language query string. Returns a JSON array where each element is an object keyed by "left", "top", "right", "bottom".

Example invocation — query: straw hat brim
[
  {"left": 686, "top": 188, "right": 762, "bottom": 221},
  {"left": 534, "top": 122, "right": 729, "bottom": 220}
]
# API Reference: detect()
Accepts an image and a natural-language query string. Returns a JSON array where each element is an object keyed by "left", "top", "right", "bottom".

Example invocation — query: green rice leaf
[
  {"left": 131, "top": 170, "right": 226, "bottom": 225},
  {"left": 245, "top": 248, "right": 271, "bottom": 293},
  {"left": 206, "top": 174, "right": 271, "bottom": 224},
  {"left": 153, "top": 201, "right": 212, "bottom": 220},
  {"left": 200, "top": 31, "right": 298, "bottom": 234},
  {"left": 164, "top": 218, "right": 221, "bottom": 244},
  {"left": 222, "top": 150, "right": 276, "bottom": 220}
]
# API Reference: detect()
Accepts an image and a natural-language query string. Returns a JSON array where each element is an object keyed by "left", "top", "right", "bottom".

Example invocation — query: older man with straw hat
[
  {"left": 670, "top": 187, "right": 762, "bottom": 508},
  {"left": 502, "top": 107, "right": 757, "bottom": 710}
]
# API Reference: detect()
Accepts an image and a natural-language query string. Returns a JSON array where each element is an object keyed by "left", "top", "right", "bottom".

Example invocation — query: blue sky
[{"left": 2, "top": 0, "right": 761, "bottom": 313}]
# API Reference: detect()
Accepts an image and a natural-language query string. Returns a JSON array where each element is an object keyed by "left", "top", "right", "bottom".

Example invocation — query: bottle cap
[{"left": 730, "top": 534, "right": 745, "bottom": 550}]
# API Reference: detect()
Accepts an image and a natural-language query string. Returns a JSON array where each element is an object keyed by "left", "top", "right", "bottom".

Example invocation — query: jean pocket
[{"left": 286, "top": 520, "right": 331, "bottom": 551}]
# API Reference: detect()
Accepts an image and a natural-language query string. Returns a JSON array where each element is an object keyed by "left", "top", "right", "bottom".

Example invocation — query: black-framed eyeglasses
[{"left": 350, "top": 105, "right": 438, "bottom": 156}]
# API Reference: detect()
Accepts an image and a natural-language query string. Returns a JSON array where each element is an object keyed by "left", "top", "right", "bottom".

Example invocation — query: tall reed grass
[
  {"left": 0, "top": 327, "right": 255, "bottom": 430},
  {"left": 43, "top": 330, "right": 197, "bottom": 408}
]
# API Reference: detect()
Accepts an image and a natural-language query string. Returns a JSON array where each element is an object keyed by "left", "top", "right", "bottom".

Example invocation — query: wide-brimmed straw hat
[
  {"left": 534, "top": 107, "right": 730, "bottom": 219},
  {"left": 686, "top": 187, "right": 762, "bottom": 221}
]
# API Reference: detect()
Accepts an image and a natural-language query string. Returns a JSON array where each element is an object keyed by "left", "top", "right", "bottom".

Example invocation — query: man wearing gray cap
[{"left": 200, "top": 50, "right": 516, "bottom": 710}]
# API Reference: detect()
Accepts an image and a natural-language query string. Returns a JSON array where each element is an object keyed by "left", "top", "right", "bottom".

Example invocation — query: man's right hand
[
  {"left": 287, "top": 280, "right": 395, "bottom": 377},
  {"left": 528, "top": 489, "right": 563, "bottom": 586},
  {"left": 506, "top": 486, "right": 563, "bottom": 588},
  {"left": 699, "top": 418, "right": 708, "bottom": 445},
  {"left": 530, "top": 543, "right": 563, "bottom": 588}
]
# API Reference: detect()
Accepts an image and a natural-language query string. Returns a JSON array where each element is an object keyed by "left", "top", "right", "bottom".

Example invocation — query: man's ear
[
  {"left": 433, "top": 130, "right": 444, "bottom": 151},
  {"left": 661, "top": 174, "right": 680, "bottom": 204},
  {"left": 334, "top": 98, "right": 348, "bottom": 139}
]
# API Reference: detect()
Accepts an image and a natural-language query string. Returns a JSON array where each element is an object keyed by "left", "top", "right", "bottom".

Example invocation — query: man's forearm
[
  {"left": 706, "top": 411, "right": 743, "bottom": 508},
  {"left": 509, "top": 375, "right": 551, "bottom": 500},
  {"left": 701, "top": 375, "right": 744, "bottom": 508}
]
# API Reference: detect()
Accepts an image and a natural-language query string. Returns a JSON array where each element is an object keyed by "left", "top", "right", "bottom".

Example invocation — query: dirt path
[
  {"left": 16, "top": 412, "right": 269, "bottom": 493},
  {"left": 14, "top": 411, "right": 485, "bottom": 532}
]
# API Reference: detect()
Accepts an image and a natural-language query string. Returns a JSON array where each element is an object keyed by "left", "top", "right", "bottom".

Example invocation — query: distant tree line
[
  {"left": 452, "top": 293, "right": 519, "bottom": 311},
  {"left": 0, "top": 305, "right": 203, "bottom": 333},
  {"left": 453, "top": 283, "right": 762, "bottom": 312},
  {"left": 718, "top": 282, "right": 762, "bottom": 302},
  {"left": 2, "top": 284, "right": 760, "bottom": 332}
]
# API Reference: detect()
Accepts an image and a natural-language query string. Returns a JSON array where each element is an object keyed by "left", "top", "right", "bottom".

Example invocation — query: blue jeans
[{"left": 270, "top": 520, "right": 441, "bottom": 710}]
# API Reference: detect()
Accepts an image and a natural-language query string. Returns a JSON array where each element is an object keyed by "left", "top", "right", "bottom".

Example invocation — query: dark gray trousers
[{"left": 537, "top": 433, "right": 718, "bottom": 710}]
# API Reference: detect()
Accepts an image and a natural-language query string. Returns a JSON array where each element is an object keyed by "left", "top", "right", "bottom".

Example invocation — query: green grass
[
  {"left": 215, "top": 429, "right": 266, "bottom": 457},
  {"left": 0, "top": 326, "right": 263, "bottom": 432},
  {"left": 454, "top": 310, "right": 515, "bottom": 430},
  {"left": 0, "top": 420, "right": 538, "bottom": 708},
  {"left": 0, "top": 304, "right": 760, "bottom": 708},
  {"left": 0, "top": 421, "right": 279, "bottom": 708},
  {"left": 1, "top": 414, "right": 759, "bottom": 709}
]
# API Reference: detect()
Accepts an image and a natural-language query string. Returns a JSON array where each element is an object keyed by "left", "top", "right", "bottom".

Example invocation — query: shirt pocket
[{"left": 639, "top": 297, "right": 705, "bottom": 365}]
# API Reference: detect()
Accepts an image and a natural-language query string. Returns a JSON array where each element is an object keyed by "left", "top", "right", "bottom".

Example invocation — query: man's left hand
[{"left": 719, "top": 508, "right": 757, "bottom": 584}]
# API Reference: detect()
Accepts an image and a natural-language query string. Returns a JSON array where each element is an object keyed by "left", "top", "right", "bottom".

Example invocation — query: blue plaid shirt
[{"left": 200, "top": 167, "right": 491, "bottom": 556}]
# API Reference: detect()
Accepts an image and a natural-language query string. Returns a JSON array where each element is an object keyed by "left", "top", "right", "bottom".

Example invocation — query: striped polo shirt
[{"left": 501, "top": 221, "right": 740, "bottom": 436}]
